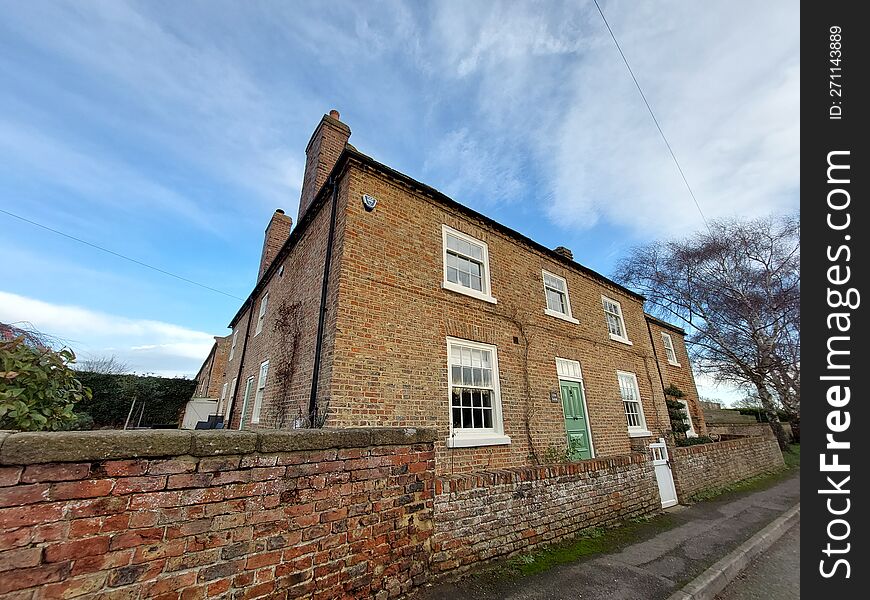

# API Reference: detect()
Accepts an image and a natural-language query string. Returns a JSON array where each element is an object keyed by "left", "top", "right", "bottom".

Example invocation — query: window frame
[
  {"left": 218, "top": 382, "right": 228, "bottom": 413},
  {"left": 542, "top": 270, "right": 579, "bottom": 324},
  {"left": 661, "top": 332, "right": 681, "bottom": 366},
  {"left": 677, "top": 399, "right": 697, "bottom": 437},
  {"left": 445, "top": 337, "right": 510, "bottom": 448},
  {"left": 250, "top": 360, "right": 269, "bottom": 424},
  {"left": 223, "top": 377, "right": 237, "bottom": 421},
  {"left": 616, "top": 370, "right": 651, "bottom": 437},
  {"left": 441, "top": 225, "right": 497, "bottom": 304},
  {"left": 228, "top": 329, "right": 238, "bottom": 361},
  {"left": 237, "top": 376, "right": 255, "bottom": 430},
  {"left": 255, "top": 293, "right": 269, "bottom": 336},
  {"left": 602, "top": 295, "right": 632, "bottom": 345}
]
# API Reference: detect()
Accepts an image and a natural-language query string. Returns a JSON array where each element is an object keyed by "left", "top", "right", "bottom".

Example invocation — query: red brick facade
[
  {"left": 644, "top": 316, "right": 707, "bottom": 437},
  {"left": 195, "top": 112, "right": 707, "bottom": 474},
  {"left": 193, "top": 335, "right": 232, "bottom": 399}
]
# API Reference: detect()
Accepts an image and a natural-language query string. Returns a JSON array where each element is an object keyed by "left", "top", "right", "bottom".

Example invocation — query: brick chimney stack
[
  {"left": 297, "top": 110, "right": 351, "bottom": 223},
  {"left": 258, "top": 209, "right": 293, "bottom": 280},
  {"left": 553, "top": 246, "right": 574, "bottom": 261}
]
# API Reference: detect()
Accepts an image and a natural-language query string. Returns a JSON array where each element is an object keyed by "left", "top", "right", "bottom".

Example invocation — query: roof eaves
[{"left": 343, "top": 147, "right": 645, "bottom": 302}]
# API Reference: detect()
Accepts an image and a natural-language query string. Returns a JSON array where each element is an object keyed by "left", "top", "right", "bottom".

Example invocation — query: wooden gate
[{"left": 650, "top": 438, "right": 678, "bottom": 508}]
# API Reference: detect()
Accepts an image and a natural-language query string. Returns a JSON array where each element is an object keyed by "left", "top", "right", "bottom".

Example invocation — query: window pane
[
  {"left": 472, "top": 368, "right": 482, "bottom": 386},
  {"left": 451, "top": 365, "right": 462, "bottom": 383},
  {"left": 547, "top": 289, "right": 566, "bottom": 313},
  {"left": 459, "top": 271, "right": 470, "bottom": 287},
  {"left": 461, "top": 347, "right": 472, "bottom": 366},
  {"left": 447, "top": 252, "right": 458, "bottom": 268},
  {"left": 469, "top": 244, "right": 483, "bottom": 261},
  {"left": 483, "top": 409, "right": 492, "bottom": 428},
  {"left": 451, "top": 389, "right": 461, "bottom": 407},
  {"left": 470, "top": 275, "right": 482, "bottom": 291},
  {"left": 462, "top": 407, "right": 472, "bottom": 426},
  {"left": 462, "top": 367, "right": 473, "bottom": 385},
  {"left": 473, "top": 408, "right": 483, "bottom": 428},
  {"left": 462, "top": 389, "right": 472, "bottom": 406},
  {"left": 447, "top": 266, "right": 459, "bottom": 284},
  {"left": 447, "top": 234, "right": 460, "bottom": 252},
  {"left": 452, "top": 407, "right": 462, "bottom": 428},
  {"left": 472, "top": 390, "right": 482, "bottom": 407},
  {"left": 482, "top": 369, "right": 491, "bottom": 387},
  {"left": 481, "top": 390, "right": 492, "bottom": 407}
]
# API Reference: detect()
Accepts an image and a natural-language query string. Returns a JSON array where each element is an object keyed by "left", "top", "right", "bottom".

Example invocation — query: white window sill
[
  {"left": 609, "top": 333, "right": 633, "bottom": 346},
  {"left": 446, "top": 434, "right": 511, "bottom": 448},
  {"left": 441, "top": 281, "right": 497, "bottom": 304},
  {"left": 628, "top": 430, "right": 653, "bottom": 438},
  {"left": 544, "top": 309, "right": 579, "bottom": 324},
  {"left": 667, "top": 360, "right": 681, "bottom": 367}
]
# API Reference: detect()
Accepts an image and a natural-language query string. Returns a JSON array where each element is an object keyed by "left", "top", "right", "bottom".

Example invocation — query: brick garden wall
[
  {"left": 670, "top": 437, "right": 784, "bottom": 501},
  {"left": 430, "top": 453, "right": 659, "bottom": 574},
  {"left": 0, "top": 428, "right": 435, "bottom": 600}
]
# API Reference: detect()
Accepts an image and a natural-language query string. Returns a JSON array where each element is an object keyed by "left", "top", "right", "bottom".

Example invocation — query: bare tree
[
  {"left": 78, "top": 355, "right": 131, "bottom": 375},
  {"left": 615, "top": 214, "right": 799, "bottom": 450}
]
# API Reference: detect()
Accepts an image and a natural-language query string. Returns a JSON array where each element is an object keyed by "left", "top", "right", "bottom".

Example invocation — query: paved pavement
[
  {"left": 414, "top": 473, "right": 800, "bottom": 600},
  {"left": 714, "top": 520, "right": 800, "bottom": 600}
]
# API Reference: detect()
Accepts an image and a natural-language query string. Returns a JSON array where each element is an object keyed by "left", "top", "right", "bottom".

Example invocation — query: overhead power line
[
  {"left": 592, "top": 0, "right": 710, "bottom": 229},
  {"left": 0, "top": 207, "right": 244, "bottom": 301}
]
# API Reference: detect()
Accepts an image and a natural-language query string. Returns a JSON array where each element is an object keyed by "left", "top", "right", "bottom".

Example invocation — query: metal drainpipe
[
  {"left": 225, "top": 306, "right": 254, "bottom": 428},
  {"left": 308, "top": 175, "right": 340, "bottom": 426}
]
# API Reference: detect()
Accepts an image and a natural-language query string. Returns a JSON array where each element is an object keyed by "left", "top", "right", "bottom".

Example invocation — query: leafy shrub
[
  {"left": 0, "top": 337, "right": 91, "bottom": 431},
  {"left": 676, "top": 435, "right": 715, "bottom": 447}
]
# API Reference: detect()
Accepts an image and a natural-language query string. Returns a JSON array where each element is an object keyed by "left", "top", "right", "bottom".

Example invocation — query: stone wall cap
[
  {"left": 0, "top": 430, "right": 194, "bottom": 465},
  {"left": 0, "top": 427, "right": 437, "bottom": 465}
]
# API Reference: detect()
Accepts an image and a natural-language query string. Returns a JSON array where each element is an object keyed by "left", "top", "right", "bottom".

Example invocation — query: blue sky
[{"left": 0, "top": 1, "right": 798, "bottom": 400}]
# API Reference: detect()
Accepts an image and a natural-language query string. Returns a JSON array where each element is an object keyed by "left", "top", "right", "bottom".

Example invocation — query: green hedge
[{"left": 74, "top": 372, "right": 196, "bottom": 429}]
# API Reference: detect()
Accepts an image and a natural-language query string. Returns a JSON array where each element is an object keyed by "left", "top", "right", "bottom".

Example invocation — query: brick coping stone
[{"left": 0, "top": 427, "right": 437, "bottom": 465}]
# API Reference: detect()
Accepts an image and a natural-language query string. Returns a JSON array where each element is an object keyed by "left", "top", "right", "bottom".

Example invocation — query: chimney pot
[
  {"left": 329, "top": 109, "right": 340, "bottom": 120},
  {"left": 554, "top": 246, "right": 574, "bottom": 261}
]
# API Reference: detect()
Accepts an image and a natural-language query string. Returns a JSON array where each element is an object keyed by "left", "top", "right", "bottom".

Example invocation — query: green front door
[{"left": 560, "top": 380, "right": 592, "bottom": 460}]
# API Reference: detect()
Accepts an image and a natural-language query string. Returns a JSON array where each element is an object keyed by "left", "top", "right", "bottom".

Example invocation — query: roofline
[
  {"left": 227, "top": 155, "right": 350, "bottom": 327},
  {"left": 228, "top": 146, "right": 645, "bottom": 326},
  {"left": 344, "top": 147, "right": 645, "bottom": 302},
  {"left": 644, "top": 313, "right": 687, "bottom": 335}
]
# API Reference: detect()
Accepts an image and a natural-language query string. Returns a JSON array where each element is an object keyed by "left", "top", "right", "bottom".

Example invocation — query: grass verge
[
  {"left": 473, "top": 513, "right": 678, "bottom": 581},
  {"left": 456, "top": 444, "right": 800, "bottom": 586}
]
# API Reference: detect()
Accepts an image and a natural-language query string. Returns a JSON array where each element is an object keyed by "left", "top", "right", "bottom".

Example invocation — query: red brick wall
[
  {"left": 644, "top": 319, "right": 707, "bottom": 436},
  {"left": 0, "top": 428, "right": 435, "bottom": 600},
  {"left": 431, "top": 453, "right": 659, "bottom": 574},
  {"left": 222, "top": 171, "right": 351, "bottom": 430},
  {"left": 327, "top": 164, "right": 672, "bottom": 473},
  {"left": 670, "top": 436, "right": 784, "bottom": 501},
  {"left": 258, "top": 210, "right": 294, "bottom": 281},
  {"left": 193, "top": 336, "right": 232, "bottom": 400}
]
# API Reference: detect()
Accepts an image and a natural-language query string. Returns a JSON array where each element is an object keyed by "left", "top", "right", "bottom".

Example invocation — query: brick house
[
  {"left": 192, "top": 334, "right": 232, "bottom": 400},
  {"left": 192, "top": 110, "right": 706, "bottom": 473}
]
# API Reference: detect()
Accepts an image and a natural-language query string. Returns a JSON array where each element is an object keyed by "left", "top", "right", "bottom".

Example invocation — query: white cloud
[
  {"left": 420, "top": 0, "right": 799, "bottom": 236},
  {"left": 0, "top": 291, "right": 216, "bottom": 377}
]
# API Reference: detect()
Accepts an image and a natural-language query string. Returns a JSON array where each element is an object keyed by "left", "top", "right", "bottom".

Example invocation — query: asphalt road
[{"left": 715, "top": 520, "right": 800, "bottom": 600}]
